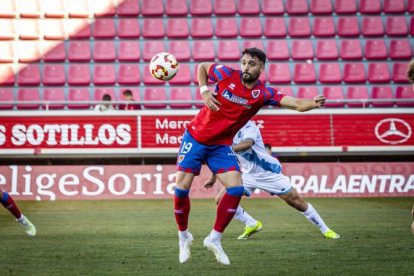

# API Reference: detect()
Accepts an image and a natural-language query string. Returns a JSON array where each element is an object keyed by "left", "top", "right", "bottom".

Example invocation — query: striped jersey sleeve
[
  {"left": 263, "top": 86, "right": 286, "bottom": 106},
  {"left": 208, "top": 64, "right": 235, "bottom": 82}
]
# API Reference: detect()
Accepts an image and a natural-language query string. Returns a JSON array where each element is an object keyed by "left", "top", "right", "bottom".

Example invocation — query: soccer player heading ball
[{"left": 173, "top": 47, "right": 326, "bottom": 265}]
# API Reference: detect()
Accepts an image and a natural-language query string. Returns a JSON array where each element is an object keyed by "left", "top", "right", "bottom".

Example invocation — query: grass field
[{"left": 1, "top": 197, "right": 413, "bottom": 275}]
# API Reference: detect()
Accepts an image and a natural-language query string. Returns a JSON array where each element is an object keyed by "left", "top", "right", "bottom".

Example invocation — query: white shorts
[{"left": 242, "top": 172, "right": 292, "bottom": 196}]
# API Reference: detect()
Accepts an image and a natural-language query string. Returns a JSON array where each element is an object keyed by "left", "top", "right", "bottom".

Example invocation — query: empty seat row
[{"left": 1, "top": 0, "right": 413, "bottom": 18}]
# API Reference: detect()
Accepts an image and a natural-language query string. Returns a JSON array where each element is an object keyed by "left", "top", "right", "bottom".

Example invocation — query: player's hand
[
  {"left": 313, "top": 95, "right": 326, "bottom": 108},
  {"left": 203, "top": 175, "right": 217, "bottom": 189},
  {"left": 201, "top": 90, "right": 221, "bottom": 111}
]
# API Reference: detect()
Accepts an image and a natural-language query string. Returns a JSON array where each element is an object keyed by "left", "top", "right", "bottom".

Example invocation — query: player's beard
[{"left": 242, "top": 72, "right": 260, "bottom": 84}]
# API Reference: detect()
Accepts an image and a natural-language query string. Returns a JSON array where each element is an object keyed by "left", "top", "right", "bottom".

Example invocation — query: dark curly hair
[
  {"left": 242, "top": 48, "right": 266, "bottom": 65},
  {"left": 407, "top": 60, "right": 414, "bottom": 84}
]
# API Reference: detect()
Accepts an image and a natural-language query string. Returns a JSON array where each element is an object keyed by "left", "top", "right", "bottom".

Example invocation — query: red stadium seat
[
  {"left": 94, "top": 88, "right": 116, "bottom": 103},
  {"left": 310, "top": 0, "right": 333, "bottom": 15},
  {"left": 68, "top": 88, "right": 91, "bottom": 109},
  {"left": 44, "top": 0, "right": 65, "bottom": 18},
  {"left": 0, "top": 19, "right": 15, "bottom": 40},
  {"left": 142, "top": 18, "right": 165, "bottom": 38},
  {"left": 238, "top": 0, "right": 260, "bottom": 15},
  {"left": 118, "top": 41, "right": 140, "bottom": 61},
  {"left": 68, "top": 41, "right": 91, "bottom": 62},
  {"left": 43, "top": 42, "right": 66, "bottom": 62},
  {"left": 392, "top": 63, "right": 410, "bottom": 83},
  {"left": 337, "top": 17, "right": 359, "bottom": 37},
  {"left": 297, "top": 87, "right": 319, "bottom": 98},
  {"left": 194, "top": 87, "right": 205, "bottom": 108},
  {"left": 316, "top": 40, "right": 339, "bottom": 60},
  {"left": 43, "top": 88, "right": 65, "bottom": 109},
  {"left": 395, "top": 86, "right": 414, "bottom": 107},
  {"left": 409, "top": 0, "right": 414, "bottom": 13},
  {"left": 42, "top": 64, "right": 65, "bottom": 86},
  {"left": 93, "top": 18, "right": 115, "bottom": 38},
  {"left": 190, "top": 0, "right": 213, "bottom": 15},
  {"left": 169, "top": 41, "right": 191, "bottom": 62},
  {"left": 288, "top": 17, "right": 311, "bottom": 37},
  {"left": 169, "top": 64, "right": 191, "bottom": 85},
  {"left": 362, "top": 17, "right": 384, "bottom": 37},
  {"left": 68, "top": 0, "right": 90, "bottom": 18},
  {"left": 240, "top": 18, "right": 262, "bottom": 38},
  {"left": 191, "top": 18, "right": 213, "bottom": 38},
  {"left": 384, "top": 0, "right": 406, "bottom": 13},
  {"left": 143, "top": 41, "right": 165, "bottom": 62},
  {"left": 0, "top": 41, "right": 14, "bottom": 63},
  {"left": 141, "top": 0, "right": 163, "bottom": 16},
  {"left": 0, "top": 88, "right": 14, "bottom": 109},
  {"left": 117, "top": 18, "right": 140, "bottom": 38},
  {"left": 192, "top": 41, "right": 215, "bottom": 61},
  {"left": 371, "top": 86, "right": 394, "bottom": 107},
  {"left": 170, "top": 87, "right": 193, "bottom": 109},
  {"left": 92, "top": 0, "right": 116, "bottom": 17},
  {"left": 143, "top": 87, "right": 167, "bottom": 109},
  {"left": 291, "top": 40, "right": 313, "bottom": 60},
  {"left": 17, "top": 88, "right": 41, "bottom": 109},
  {"left": 267, "top": 63, "right": 291, "bottom": 84},
  {"left": 16, "top": 41, "right": 41, "bottom": 63},
  {"left": 17, "top": 64, "right": 40, "bottom": 86},
  {"left": 319, "top": 63, "right": 341, "bottom": 84},
  {"left": 94, "top": 64, "right": 116, "bottom": 85},
  {"left": 347, "top": 86, "right": 370, "bottom": 107},
  {"left": 263, "top": 18, "right": 286, "bottom": 37},
  {"left": 116, "top": 0, "right": 139, "bottom": 17},
  {"left": 411, "top": 18, "right": 414, "bottom": 36},
  {"left": 0, "top": 0, "right": 16, "bottom": 18},
  {"left": 267, "top": 40, "right": 289, "bottom": 60},
  {"left": 262, "top": 0, "right": 284, "bottom": 15},
  {"left": 214, "top": 0, "right": 236, "bottom": 15},
  {"left": 215, "top": 18, "right": 238, "bottom": 38},
  {"left": 242, "top": 40, "right": 264, "bottom": 51},
  {"left": 359, "top": 0, "right": 381, "bottom": 14},
  {"left": 68, "top": 64, "right": 91, "bottom": 85},
  {"left": 286, "top": 0, "right": 308, "bottom": 15},
  {"left": 93, "top": 41, "right": 116, "bottom": 62},
  {"left": 334, "top": 0, "right": 357, "bottom": 14},
  {"left": 323, "top": 87, "right": 345, "bottom": 107},
  {"left": 365, "top": 40, "right": 387, "bottom": 60},
  {"left": 166, "top": 0, "right": 188, "bottom": 16},
  {"left": 343, "top": 63, "right": 366, "bottom": 83},
  {"left": 278, "top": 86, "right": 294, "bottom": 97},
  {"left": 42, "top": 19, "right": 65, "bottom": 40},
  {"left": 67, "top": 19, "right": 91, "bottom": 39},
  {"left": 294, "top": 63, "right": 316, "bottom": 83},
  {"left": 217, "top": 40, "right": 240, "bottom": 61},
  {"left": 19, "top": 0, "right": 41, "bottom": 18},
  {"left": 193, "top": 64, "right": 215, "bottom": 85},
  {"left": 313, "top": 17, "right": 335, "bottom": 37},
  {"left": 167, "top": 18, "right": 189, "bottom": 38},
  {"left": 0, "top": 64, "right": 15, "bottom": 86},
  {"left": 386, "top": 17, "right": 408, "bottom": 36},
  {"left": 118, "top": 88, "right": 141, "bottom": 110},
  {"left": 389, "top": 39, "right": 412, "bottom": 60},
  {"left": 17, "top": 19, "right": 40, "bottom": 40},
  {"left": 368, "top": 63, "right": 390, "bottom": 83},
  {"left": 340, "top": 40, "right": 362, "bottom": 60},
  {"left": 117, "top": 64, "right": 140, "bottom": 85}
]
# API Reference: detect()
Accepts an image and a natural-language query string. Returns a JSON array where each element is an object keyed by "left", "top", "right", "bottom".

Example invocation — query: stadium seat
[
  {"left": 142, "top": 18, "right": 165, "bottom": 38},
  {"left": 0, "top": 64, "right": 15, "bottom": 86},
  {"left": 343, "top": 63, "right": 366, "bottom": 83},
  {"left": 313, "top": 17, "right": 335, "bottom": 37},
  {"left": 191, "top": 18, "right": 213, "bottom": 38},
  {"left": 294, "top": 64, "right": 316, "bottom": 83},
  {"left": 238, "top": 0, "right": 260, "bottom": 15},
  {"left": 0, "top": 19, "right": 15, "bottom": 40},
  {"left": 17, "top": 64, "right": 41, "bottom": 86},
  {"left": 310, "top": 0, "right": 333, "bottom": 15},
  {"left": 347, "top": 86, "right": 370, "bottom": 107},
  {"left": 240, "top": 18, "right": 262, "bottom": 38},
  {"left": 67, "top": 19, "right": 91, "bottom": 39},
  {"left": 364, "top": 40, "right": 387, "bottom": 60},
  {"left": 337, "top": 17, "right": 359, "bottom": 37},
  {"left": 17, "top": 19, "right": 40, "bottom": 40},
  {"left": 68, "top": 41, "right": 91, "bottom": 62},
  {"left": 43, "top": 42, "right": 66, "bottom": 62},
  {"left": 411, "top": 18, "right": 414, "bottom": 36},
  {"left": 68, "top": 64, "right": 91, "bottom": 85},
  {"left": 43, "top": 88, "right": 65, "bottom": 109},
  {"left": 392, "top": 63, "right": 410, "bottom": 83},
  {"left": 263, "top": 18, "right": 286, "bottom": 37},
  {"left": 17, "top": 88, "right": 41, "bottom": 109},
  {"left": 323, "top": 87, "right": 346, "bottom": 107},
  {"left": 169, "top": 41, "right": 190, "bottom": 62},
  {"left": 166, "top": 0, "right": 188, "bottom": 16},
  {"left": 143, "top": 87, "right": 167, "bottom": 109},
  {"left": 68, "top": 0, "right": 90, "bottom": 18},
  {"left": 94, "top": 88, "right": 116, "bottom": 106},
  {"left": 389, "top": 39, "right": 412, "bottom": 60},
  {"left": 190, "top": 0, "right": 213, "bottom": 15},
  {"left": 386, "top": 17, "right": 408, "bottom": 36},
  {"left": 167, "top": 18, "right": 189, "bottom": 38},
  {"left": 334, "top": 0, "right": 357, "bottom": 14},
  {"left": 143, "top": 65, "right": 162, "bottom": 85},
  {"left": 43, "top": 0, "right": 65, "bottom": 18},
  {"left": 267, "top": 40, "right": 289, "bottom": 60},
  {"left": 368, "top": 63, "right": 391, "bottom": 83},
  {"left": 359, "top": 0, "right": 381, "bottom": 14},
  {"left": 194, "top": 87, "right": 205, "bottom": 108},
  {"left": 0, "top": 41, "right": 14, "bottom": 62},
  {"left": 92, "top": 0, "right": 116, "bottom": 17},
  {"left": 141, "top": 0, "right": 163, "bottom": 16},
  {"left": 243, "top": 40, "right": 264, "bottom": 51},
  {"left": 340, "top": 40, "right": 363, "bottom": 60},
  {"left": 68, "top": 88, "right": 91, "bottom": 109},
  {"left": 0, "top": 0, "right": 16, "bottom": 18},
  {"left": 116, "top": 0, "right": 139, "bottom": 17},
  {"left": 143, "top": 41, "right": 165, "bottom": 62},
  {"left": 291, "top": 40, "right": 313, "bottom": 60},
  {"left": 316, "top": 40, "right": 339, "bottom": 60},
  {"left": 170, "top": 87, "right": 193, "bottom": 109},
  {"left": 193, "top": 65, "right": 214, "bottom": 84},
  {"left": 169, "top": 64, "right": 191, "bottom": 85},
  {"left": 362, "top": 17, "right": 384, "bottom": 37},
  {"left": 118, "top": 87, "right": 141, "bottom": 110},
  {"left": 278, "top": 86, "right": 294, "bottom": 97},
  {"left": 319, "top": 63, "right": 341, "bottom": 84},
  {"left": 262, "top": 0, "right": 284, "bottom": 15},
  {"left": 117, "top": 64, "right": 140, "bottom": 85},
  {"left": 214, "top": 0, "right": 236, "bottom": 15},
  {"left": 371, "top": 86, "right": 394, "bottom": 107},
  {"left": 118, "top": 41, "right": 140, "bottom": 61},
  {"left": 215, "top": 18, "right": 238, "bottom": 38},
  {"left": 93, "top": 18, "right": 116, "bottom": 38},
  {"left": 267, "top": 63, "right": 291, "bottom": 84},
  {"left": 192, "top": 41, "right": 215, "bottom": 61},
  {"left": 16, "top": 41, "right": 41, "bottom": 63},
  {"left": 286, "top": 0, "right": 309, "bottom": 15},
  {"left": 297, "top": 87, "right": 319, "bottom": 99},
  {"left": 0, "top": 88, "right": 14, "bottom": 109},
  {"left": 217, "top": 40, "right": 240, "bottom": 61},
  {"left": 19, "top": 0, "right": 41, "bottom": 18},
  {"left": 42, "top": 64, "right": 65, "bottom": 86},
  {"left": 117, "top": 18, "right": 140, "bottom": 38},
  {"left": 409, "top": 0, "right": 414, "bottom": 13},
  {"left": 93, "top": 41, "right": 116, "bottom": 62},
  {"left": 395, "top": 86, "right": 414, "bottom": 107},
  {"left": 42, "top": 19, "right": 66, "bottom": 40},
  {"left": 288, "top": 17, "right": 311, "bottom": 37},
  {"left": 383, "top": 0, "right": 405, "bottom": 13},
  {"left": 94, "top": 64, "right": 116, "bottom": 85}
]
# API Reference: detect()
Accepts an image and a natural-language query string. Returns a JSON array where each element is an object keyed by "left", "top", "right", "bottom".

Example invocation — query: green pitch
[{"left": 1, "top": 198, "right": 413, "bottom": 275}]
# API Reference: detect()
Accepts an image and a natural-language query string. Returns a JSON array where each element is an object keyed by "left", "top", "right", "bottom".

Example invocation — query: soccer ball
[{"left": 149, "top": 52, "right": 179, "bottom": 81}]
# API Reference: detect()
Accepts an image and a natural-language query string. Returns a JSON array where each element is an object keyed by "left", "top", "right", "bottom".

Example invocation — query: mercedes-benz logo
[{"left": 374, "top": 118, "right": 412, "bottom": 145}]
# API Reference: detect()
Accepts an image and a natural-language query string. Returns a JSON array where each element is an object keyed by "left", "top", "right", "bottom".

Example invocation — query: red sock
[
  {"left": 214, "top": 193, "right": 242, "bottom": 233},
  {"left": 1, "top": 192, "right": 22, "bottom": 219},
  {"left": 174, "top": 195, "right": 190, "bottom": 231}
]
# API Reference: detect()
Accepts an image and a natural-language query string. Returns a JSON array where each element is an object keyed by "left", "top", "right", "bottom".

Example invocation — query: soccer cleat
[
  {"left": 18, "top": 216, "right": 36, "bottom": 236},
  {"left": 237, "top": 221, "right": 263, "bottom": 240},
  {"left": 203, "top": 235, "right": 230, "bottom": 265},
  {"left": 323, "top": 229, "right": 340, "bottom": 239},
  {"left": 179, "top": 232, "right": 194, "bottom": 263}
]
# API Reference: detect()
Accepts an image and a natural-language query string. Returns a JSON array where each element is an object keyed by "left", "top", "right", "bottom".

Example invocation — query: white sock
[
  {"left": 209, "top": 229, "right": 222, "bottom": 241},
  {"left": 178, "top": 230, "right": 188, "bottom": 239},
  {"left": 301, "top": 203, "right": 329, "bottom": 234},
  {"left": 17, "top": 214, "right": 25, "bottom": 223},
  {"left": 234, "top": 206, "right": 257, "bottom": 227}
]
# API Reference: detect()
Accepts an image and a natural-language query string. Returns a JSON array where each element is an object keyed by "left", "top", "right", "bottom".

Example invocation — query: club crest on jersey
[
  {"left": 252, "top": 89, "right": 260, "bottom": 98},
  {"left": 222, "top": 89, "right": 251, "bottom": 109},
  {"left": 178, "top": 155, "right": 185, "bottom": 163}
]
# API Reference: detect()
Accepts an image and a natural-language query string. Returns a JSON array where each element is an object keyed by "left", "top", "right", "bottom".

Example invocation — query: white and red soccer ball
[{"left": 149, "top": 52, "right": 179, "bottom": 81}]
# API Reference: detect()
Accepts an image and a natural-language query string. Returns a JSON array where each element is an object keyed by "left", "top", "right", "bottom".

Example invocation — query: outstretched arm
[{"left": 280, "top": 95, "right": 326, "bottom": 112}]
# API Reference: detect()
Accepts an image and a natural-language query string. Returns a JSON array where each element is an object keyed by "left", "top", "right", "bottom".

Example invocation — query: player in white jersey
[{"left": 204, "top": 120, "right": 340, "bottom": 240}]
